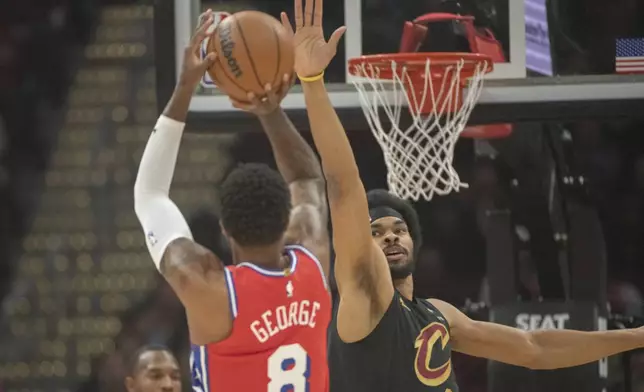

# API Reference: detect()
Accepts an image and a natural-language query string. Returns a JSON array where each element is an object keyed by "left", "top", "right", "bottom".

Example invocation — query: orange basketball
[{"left": 206, "top": 11, "right": 294, "bottom": 102}]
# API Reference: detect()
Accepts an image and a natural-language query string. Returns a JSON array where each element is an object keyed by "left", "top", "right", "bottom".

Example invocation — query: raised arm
[
  {"left": 282, "top": 0, "right": 394, "bottom": 341},
  {"left": 134, "top": 11, "right": 231, "bottom": 345},
  {"left": 230, "top": 85, "right": 329, "bottom": 278},
  {"left": 431, "top": 299, "right": 644, "bottom": 369}
]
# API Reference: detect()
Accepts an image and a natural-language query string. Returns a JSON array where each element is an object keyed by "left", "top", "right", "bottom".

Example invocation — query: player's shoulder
[
  {"left": 224, "top": 248, "right": 313, "bottom": 282},
  {"left": 284, "top": 243, "right": 317, "bottom": 260},
  {"left": 225, "top": 245, "right": 329, "bottom": 292},
  {"left": 285, "top": 244, "right": 328, "bottom": 288}
]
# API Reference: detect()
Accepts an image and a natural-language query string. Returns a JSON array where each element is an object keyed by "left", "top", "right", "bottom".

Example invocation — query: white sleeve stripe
[
  {"left": 199, "top": 346, "right": 209, "bottom": 392},
  {"left": 285, "top": 244, "right": 329, "bottom": 290},
  {"left": 223, "top": 268, "right": 238, "bottom": 318}
]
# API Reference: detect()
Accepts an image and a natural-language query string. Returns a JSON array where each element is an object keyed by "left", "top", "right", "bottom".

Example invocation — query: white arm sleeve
[{"left": 134, "top": 115, "right": 194, "bottom": 269}]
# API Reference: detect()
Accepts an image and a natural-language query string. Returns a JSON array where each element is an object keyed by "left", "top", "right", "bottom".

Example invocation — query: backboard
[{"left": 154, "top": 0, "right": 644, "bottom": 132}]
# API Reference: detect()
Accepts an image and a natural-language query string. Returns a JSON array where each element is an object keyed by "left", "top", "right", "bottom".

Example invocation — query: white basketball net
[{"left": 351, "top": 58, "right": 489, "bottom": 201}]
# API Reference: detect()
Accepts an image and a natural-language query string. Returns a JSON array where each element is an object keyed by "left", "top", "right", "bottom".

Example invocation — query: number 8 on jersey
[{"left": 268, "top": 344, "right": 311, "bottom": 392}]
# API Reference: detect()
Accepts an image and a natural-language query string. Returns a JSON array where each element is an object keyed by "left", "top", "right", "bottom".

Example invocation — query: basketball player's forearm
[
  {"left": 301, "top": 80, "right": 361, "bottom": 185},
  {"left": 162, "top": 84, "right": 194, "bottom": 123},
  {"left": 529, "top": 328, "right": 643, "bottom": 369},
  {"left": 135, "top": 118, "right": 184, "bottom": 196},
  {"left": 136, "top": 84, "right": 193, "bottom": 195},
  {"left": 258, "top": 109, "right": 322, "bottom": 183},
  {"left": 135, "top": 94, "right": 195, "bottom": 269}
]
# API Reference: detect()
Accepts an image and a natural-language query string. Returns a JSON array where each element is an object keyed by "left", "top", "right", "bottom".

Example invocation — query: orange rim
[{"left": 348, "top": 52, "right": 493, "bottom": 81}]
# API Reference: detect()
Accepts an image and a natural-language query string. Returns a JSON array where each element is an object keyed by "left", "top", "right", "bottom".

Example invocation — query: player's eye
[
  {"left": 148, "top": 372, "right": 164, "bottom": 380},
  {"left": 371, "top": 230, "right": 380, "bottom": 237},
  {"left": 394, "top": 228, "right": 407, "bottom": 235}
]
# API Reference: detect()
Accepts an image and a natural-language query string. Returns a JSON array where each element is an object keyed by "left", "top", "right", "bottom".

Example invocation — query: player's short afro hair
[
  {"left": 366, "top": 189, "right": 422, "bottom": 257},
  {"left": 128, "top": 344, "right": 174, "bottom": 375},
  {"left": 219, "top": 163, "right": 291, "bottom": 247}
]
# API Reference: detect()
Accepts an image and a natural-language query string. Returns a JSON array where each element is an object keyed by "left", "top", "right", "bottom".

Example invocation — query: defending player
[
  {"left": 283, "top": 0, "right": 644, "bottom": 391},
  {"left": 134, "top": 10, "right": 330, "bottom": 392}
]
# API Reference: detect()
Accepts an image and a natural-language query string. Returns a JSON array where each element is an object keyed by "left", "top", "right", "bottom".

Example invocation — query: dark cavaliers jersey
[
  {"left": 328, "top": 290, "right": 459, "bottom": 392},
  {"left": 190, "top": 245, "right": 331, "bottom": 392}
]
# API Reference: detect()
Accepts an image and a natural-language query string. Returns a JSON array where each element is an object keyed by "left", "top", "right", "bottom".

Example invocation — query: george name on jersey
[{"left": 250, "top": 300, "right": 321, "bottom": 343}]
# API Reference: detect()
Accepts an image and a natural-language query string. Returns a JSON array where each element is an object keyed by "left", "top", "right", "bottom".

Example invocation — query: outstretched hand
[
  {"left": 280, "top": 0, "right": 346, "bottom": 78},
  {"left": 178, "top": 9, "right": 217, "bottom": 88},
  {"left": 230, "top": 73, "right": 295, "bottom": 116}
]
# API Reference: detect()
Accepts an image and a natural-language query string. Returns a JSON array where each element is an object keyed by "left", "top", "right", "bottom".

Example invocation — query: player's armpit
[
  {"left": 334, "top": 240, "right": 395, "bottom": 343},
  {"left": 284, "top": 178, "right": 330, "bottom": 277},
  {"left": 328, "top": 181, "right": 394, "bottom": 296},
  {"left": 161, "top": 237, "right": 233, "bottom": 344}
]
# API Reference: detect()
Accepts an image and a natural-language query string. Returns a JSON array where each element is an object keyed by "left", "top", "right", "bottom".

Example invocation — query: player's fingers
[
  {"left": 294, "top": 0, "right": 303, "bottom": 29},
  {"left": 280, "top": 12, "right": 294, "bottom": 36},
  {"left": 313, "top": 0, "right": 323, "bottom": 26},
  {"left": 197, "top": 15, "right": 214, "bottom": 37},
  {"left": 191, "top": 14, "right": 214, "bottom": 48},
  {"left": 283, "top": 73, "right": 292, "bottom": 86},
  {"left": 277, "top": 74, "right": 294, "bottom": 97},
  {"left": 264, "top": 84, "right": 280, "bottom": 105},
  {"left": 196, "top": 9, "right": 212, "bottom": 28},
  {"left": 194, "top": 9, "right": 213, "bottom": 35},
  {"left": 327, "top": 26, "right": 347, "bottom": 50},
  {"left": 198, "top": 52, "right": 217, "bottom": 70},
  {"left": 230, "top": 96, "right": 254, "bottom": 110},
  {"left": 247, "top": 92, "right": 263, "bottom": 107},
  {"left": 303, "top": 0, "right": 313, "bottom": 26},
  {"left": 263, "top": 83, "right": 274, "bottom": 98},
  {"left": 280, "top": 73, "right": 295, "bottom": 93}
]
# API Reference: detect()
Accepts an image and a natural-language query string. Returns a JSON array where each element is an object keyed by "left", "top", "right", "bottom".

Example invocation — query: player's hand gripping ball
[
  {"left": 206, "top": 11, "right": 295, "bottom": 102},
  {"left": 229, "top": 73, "right": 296, "bottom": 116},
  {"left": 280, "top": 0, "right": 346, "bottom": 78},
  {"left": 178, "top": 10, "right": 217, "bottom": 88}
]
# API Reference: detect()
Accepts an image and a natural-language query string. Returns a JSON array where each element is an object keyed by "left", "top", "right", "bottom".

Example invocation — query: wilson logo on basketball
[
  {"left": 413, "top": 322, "right": 452, "bottom": 387},
  {"left": 218, "top": 22, "right": 242, "bottom": 78}
]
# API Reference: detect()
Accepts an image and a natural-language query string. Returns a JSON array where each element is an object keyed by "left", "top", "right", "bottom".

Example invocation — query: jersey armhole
[
  {"left": 223, "top": 268, "right": 239, "bottom": 319},
  {"left": 286, "top": 244, "right": 329, "bottom": 291},
  {"left": 190, "top": 345, "right": 211, "bottom": 392},
  {"left": 421, "top": 298, "right": 451, "bottom": 333}
]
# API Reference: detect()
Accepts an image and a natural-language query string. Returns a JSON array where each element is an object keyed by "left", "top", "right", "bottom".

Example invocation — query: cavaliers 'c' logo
[{"left": 414, "top": 322, "right": 452, "bottom": 387}]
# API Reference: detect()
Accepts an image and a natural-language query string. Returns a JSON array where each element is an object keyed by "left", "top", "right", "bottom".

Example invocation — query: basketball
[{"left": 206, "top": 11, "right": 294, "bottom": 102}]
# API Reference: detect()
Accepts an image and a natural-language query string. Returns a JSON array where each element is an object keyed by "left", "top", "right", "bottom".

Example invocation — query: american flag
[{"left": 616, "top": 38, "right": 644, "bottom": 74}]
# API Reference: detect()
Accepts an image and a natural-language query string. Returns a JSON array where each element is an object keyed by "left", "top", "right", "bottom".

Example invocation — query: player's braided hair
[
  {"left": 366, "top": 189, "right": 423, "bottom": 259},
  {"left": 219, "top": 163, "right": 291, "bottom": 247}
]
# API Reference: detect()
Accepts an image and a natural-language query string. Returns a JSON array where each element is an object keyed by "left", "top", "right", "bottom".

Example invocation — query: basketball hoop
[{"left": 348, "top": 52, "right": 493, "bottom": 201}]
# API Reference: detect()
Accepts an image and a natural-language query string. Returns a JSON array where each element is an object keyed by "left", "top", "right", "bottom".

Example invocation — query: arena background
[{"left": 0, "top": 0, "right": 643, "bottom": 392}]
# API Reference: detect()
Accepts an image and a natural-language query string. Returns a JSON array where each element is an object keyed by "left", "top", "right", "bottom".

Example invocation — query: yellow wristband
[{"left": 298, "top": 71, "right": 324, "bottom": 83}]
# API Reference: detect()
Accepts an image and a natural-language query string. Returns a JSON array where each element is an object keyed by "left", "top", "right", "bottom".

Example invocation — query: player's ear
[
  {"left": 219, "top": 220, "right": 229, "bottom": 239},
  {"left": 125, "top": 376, "right": 136, "bottom": 392}
]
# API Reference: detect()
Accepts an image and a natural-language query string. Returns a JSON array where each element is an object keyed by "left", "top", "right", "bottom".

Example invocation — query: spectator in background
[{"left": 125, "top": 345, "right": 181, "bottom": 392}]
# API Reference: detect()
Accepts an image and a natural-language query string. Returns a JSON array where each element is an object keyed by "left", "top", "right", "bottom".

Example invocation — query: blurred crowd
[
  {"left": 0, "top": 0, "right": 98, "bottom": 301},
  {"left": 1, "top": 0, "right": 644, "bottom": 392}
]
